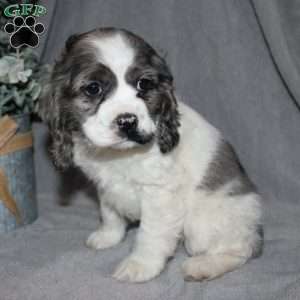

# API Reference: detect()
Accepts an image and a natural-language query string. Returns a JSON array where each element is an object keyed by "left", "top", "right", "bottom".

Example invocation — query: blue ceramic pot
[{"left": 0, "top": 114, "right": 37, "bottom": 233}]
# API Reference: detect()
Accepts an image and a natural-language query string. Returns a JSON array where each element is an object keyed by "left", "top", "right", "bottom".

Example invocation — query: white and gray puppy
[{"left": 40, "top": 27, "right": 263, "bottom": 283}]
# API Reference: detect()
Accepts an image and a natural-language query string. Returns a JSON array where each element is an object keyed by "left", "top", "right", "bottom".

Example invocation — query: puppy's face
[{"left": 40, "top": 28, "right": 180, "bottom": 169}]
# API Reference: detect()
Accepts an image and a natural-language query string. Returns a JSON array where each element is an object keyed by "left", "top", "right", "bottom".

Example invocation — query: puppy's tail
[{"left": 182, "top": 254, "right": 247, "bottom": 281}]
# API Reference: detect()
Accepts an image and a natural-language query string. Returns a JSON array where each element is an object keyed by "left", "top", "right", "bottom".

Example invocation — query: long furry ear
[
  {"left": 157, "top": 89, "right": 180, "bottom": 153},
  {"left": 38, "top": 35, "right": 80, "bottom": 170},
  {"left": 39, "top": 83, "right": 74, "bottom": 171}
]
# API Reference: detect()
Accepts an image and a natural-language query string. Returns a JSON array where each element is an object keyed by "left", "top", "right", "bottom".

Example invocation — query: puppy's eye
[
  {"left": 84, "top": 81, "right": 102, "bottom": 96},
  {"left": 137, "top": 78, "right": 156, "bottom": 91}
]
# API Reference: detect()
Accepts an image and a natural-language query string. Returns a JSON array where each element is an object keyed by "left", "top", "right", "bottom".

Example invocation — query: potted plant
[{"left": 0, "top": 1, "right": 50, "bottom": 233}]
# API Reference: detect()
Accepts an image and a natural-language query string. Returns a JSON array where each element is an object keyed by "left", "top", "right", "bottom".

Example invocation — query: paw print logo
[{"left": 4, "top": 16, "right": 45, "bottom": 48}]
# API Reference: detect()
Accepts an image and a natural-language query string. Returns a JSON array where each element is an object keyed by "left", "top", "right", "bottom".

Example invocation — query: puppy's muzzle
[{"left": 115, "top": 113, "right": 153, "bottom": 145}]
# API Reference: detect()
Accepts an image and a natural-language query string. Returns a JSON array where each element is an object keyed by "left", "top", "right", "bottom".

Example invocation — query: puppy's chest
[
  {"left": 75, "top": 147, "right": 181, "bottom": 218},
  {"left": 98, "top": 152, "right": 174, "bottom": 188},
  {"left": 107, "top": 155, "right": 175, "bottom": 219}
]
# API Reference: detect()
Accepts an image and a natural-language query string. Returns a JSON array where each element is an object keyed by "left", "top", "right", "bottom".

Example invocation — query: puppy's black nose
[{"left": 116, "top": 113, "right": 138, "bottom": 133}]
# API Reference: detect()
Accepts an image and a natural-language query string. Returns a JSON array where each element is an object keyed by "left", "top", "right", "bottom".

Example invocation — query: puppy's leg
[
  {"left": 113, "top": 192, "right": 184, "bottom": 282},
  {"left": 182, "top": 252, "right": 247, "bottom": 281},
  {"left": 182, "top": 189, "right": 262, "bottom": 281},
  {"left": 182, "top": 224, "right": 263, "bottom": 281},
  {"left": 86, "top": 202, "right": 126, "bottom": 250}
]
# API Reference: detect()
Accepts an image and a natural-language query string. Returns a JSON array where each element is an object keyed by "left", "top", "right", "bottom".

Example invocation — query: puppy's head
[{"left": 40, "top": 28, "right": 180, "bottom": 170}]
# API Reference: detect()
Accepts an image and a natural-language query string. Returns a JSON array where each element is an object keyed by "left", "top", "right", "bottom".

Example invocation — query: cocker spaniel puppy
[{"left": 40, "top": 27, "right": 263, "bottom": 282}]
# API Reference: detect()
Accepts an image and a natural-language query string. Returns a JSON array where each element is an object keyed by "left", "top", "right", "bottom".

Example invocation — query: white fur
[
  {"left": 83, "top": 34, "right": 155, "bottom": 149},
  {"left": 73, "top": 101, "right": 261, "bottom": 282}
]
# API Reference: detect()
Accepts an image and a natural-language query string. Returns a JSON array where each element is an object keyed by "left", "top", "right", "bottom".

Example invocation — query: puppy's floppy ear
[
  {"left": 38, "top": 35, "right": 79, "bottom": 170},
  {"left": 157, "top": 88, "right": 180, "bottom": 153},
  {"left": 39, "top": 81, "right": 74, "bottom": 171},
  {"left": 151, "top": 55, "right": 180, "bottom": 153}
]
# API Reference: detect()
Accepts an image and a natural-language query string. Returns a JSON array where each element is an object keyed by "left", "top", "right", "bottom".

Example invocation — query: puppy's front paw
[
  {"left": 113, "top": 256, "right": 163, "bottom": 282},
  {"left": 86, "top": 228, "right": 123, "bottom": 250}
]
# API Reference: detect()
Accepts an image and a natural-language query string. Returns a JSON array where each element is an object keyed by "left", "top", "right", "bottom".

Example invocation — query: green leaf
[
  {"left": 30, "top": 83, "right": 42, "bottom": 100},
  {"left": 0, "top": 42, "right": 52, "bottom": 116},
  {"left": 12, "top": 88, "right": 25, "bottom": 107},
  {"left": 0, "top": 57, "right": 10, "bottom": 76},
  {"left": 0, "top": 93, "right": 13, "bottom": 107}
]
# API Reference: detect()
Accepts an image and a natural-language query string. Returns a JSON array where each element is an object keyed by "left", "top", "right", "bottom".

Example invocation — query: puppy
[{"left": 40, "top": 27, "right": 263, "bottom": 283}]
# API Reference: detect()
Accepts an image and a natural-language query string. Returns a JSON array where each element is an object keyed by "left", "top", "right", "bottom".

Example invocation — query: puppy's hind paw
[
  {"left": 113, "top": 256, "right": 162, "bottom": 283},
  {"left": 182, "top": 258, "right": 212, "bottom": 281},
  {"left": 182, "top": 254, "right": 246, "bottom": 281}
]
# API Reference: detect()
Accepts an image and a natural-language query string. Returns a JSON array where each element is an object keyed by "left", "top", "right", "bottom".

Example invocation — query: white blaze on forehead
[
  {"left": 82, "top": 32, "right": 155, "bottom": 149},
  {"left": 91, "top": 33, "right": 135, "bottom": 79}
]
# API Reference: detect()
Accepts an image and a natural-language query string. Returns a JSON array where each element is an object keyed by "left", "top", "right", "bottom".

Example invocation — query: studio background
[{"left": 1, "top": 1, "right": 300, "bottom": 300}]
